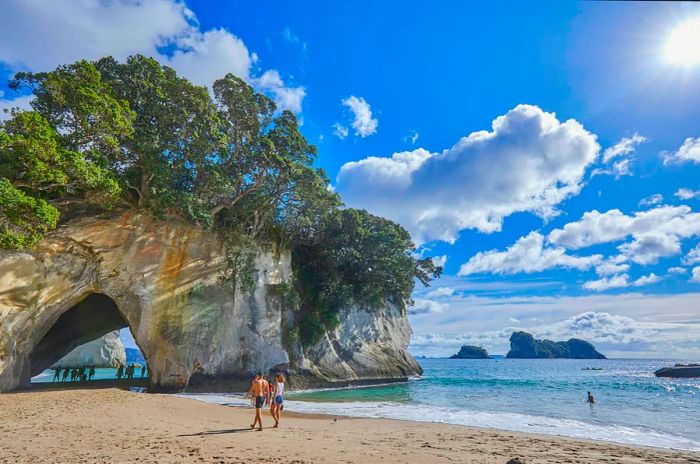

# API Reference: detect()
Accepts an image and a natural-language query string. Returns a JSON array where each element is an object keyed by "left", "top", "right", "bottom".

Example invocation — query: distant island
[
  {"left": 506, "top": 331, "right": 606, "bottom": 359},
  {"left": 450, "top": 345, "right": 489, "bottom": 359}
]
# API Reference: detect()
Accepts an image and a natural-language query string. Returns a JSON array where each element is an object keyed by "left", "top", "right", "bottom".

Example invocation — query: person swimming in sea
[
  {"left": 246, "top": 372, "right": 269, "bottom": 431},
  {"left": 586, "top": 391, "right": 595, "bottom": 404}
]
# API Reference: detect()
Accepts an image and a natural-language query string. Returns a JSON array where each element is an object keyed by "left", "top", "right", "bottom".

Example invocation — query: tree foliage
[
  {"left": 0, "top": 55, "right": 441, "bottom": 344},
  {"left": 293, "top": 209, "right": 442, "bottom": 345}
]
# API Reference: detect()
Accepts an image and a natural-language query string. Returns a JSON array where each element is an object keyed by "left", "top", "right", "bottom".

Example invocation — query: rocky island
[
  {"left": 506, "top": 331, "right": 606, "bottom": 359},
  {"left": 655, "top": 364, "right": 700, "bottom": 378},
  {"left": 450, "top": 345, "right": 489, "bottom": 359},
  {"left": 0, "top": 55, "right": 441, "bottom": 393}
]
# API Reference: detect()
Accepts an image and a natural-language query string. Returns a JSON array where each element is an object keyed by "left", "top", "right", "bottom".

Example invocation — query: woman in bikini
[{"left": 270, "top": 373, "right": 285, "bottom": 428}]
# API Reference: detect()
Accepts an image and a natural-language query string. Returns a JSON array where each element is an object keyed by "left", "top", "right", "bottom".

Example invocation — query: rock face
[
  {"left": 506, "top": 332, "right": 606, "bottom": 359},
  {"left": 0, "top": 210, "right": 421, "bottom": 392},
  {"left": 51, "top": 331, "right": 126, "bottom": 368},
  {"left": 450, "top": 345, "right": 489, "bottom": 359},
  {"left": 655, "top": 364, "right": 700, "bottom": 378}
]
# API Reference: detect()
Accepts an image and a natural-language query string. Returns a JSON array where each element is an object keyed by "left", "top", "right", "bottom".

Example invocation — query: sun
[{"left": 664, "top": 17, "right": 700, "bottom": 66}]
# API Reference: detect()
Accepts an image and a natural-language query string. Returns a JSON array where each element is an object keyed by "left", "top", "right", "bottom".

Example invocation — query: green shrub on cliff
[
  {"left": 0, "top": 55, "right": 441, "bottom": 344},
  {"left": 293, "top": 209, "right": 441, "bottom": 345},
  {"left": 0, "top": 178, "right": 59, "bottom": 249}
]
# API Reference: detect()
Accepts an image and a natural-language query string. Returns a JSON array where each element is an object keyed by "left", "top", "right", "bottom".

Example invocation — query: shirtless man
[{"left": 246, "top": 372, "right": 269, "bottom": 431}]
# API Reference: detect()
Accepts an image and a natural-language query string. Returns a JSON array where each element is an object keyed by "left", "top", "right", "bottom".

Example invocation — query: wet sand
[{"left": 1, "top": 388, "right": 698, "bottom": 464}]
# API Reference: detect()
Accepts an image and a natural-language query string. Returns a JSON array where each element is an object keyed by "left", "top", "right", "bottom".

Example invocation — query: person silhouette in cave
[
  {"left": 88, "top": 366, "right": 95, "bottom": 380},
  {"left": 61, "top": 367, "right": 69, "bottom": 382},
  {"left": 116, "top": 364, "right": 124, "bottom": 380},
  {"left": 53, "top": 368, "right": 61, "bottom": 382}
]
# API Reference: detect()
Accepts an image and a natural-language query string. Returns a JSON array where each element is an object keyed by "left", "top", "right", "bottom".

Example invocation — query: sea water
[
  {"left": 179, "top": 358, "right": 700, "bottom": 451},
  {"left": 32, "top": 367, "right": 146, "bottom": 382}
]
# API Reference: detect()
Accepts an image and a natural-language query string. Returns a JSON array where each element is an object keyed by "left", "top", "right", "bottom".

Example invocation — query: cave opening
[{"left": 28, "top": 293, "right": 149, "bottom": 388}]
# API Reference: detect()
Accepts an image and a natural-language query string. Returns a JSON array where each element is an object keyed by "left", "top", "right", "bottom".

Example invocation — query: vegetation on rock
[
  {"left": 0, "top": 55, "right": 441, "bottom": 346},
  {"left": 506, "top": 331, "right": 606, "bottom": 359},
  {"left": 449, "top": 345, "right": 489, "bottom": 359}
]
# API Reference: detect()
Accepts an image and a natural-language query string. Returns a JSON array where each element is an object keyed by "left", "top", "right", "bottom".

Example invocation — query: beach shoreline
[{"left": 1, "top": 388, "right": 698, "bottom": 464}]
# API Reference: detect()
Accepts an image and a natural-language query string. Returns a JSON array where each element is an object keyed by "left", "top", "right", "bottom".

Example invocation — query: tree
[
  {"left": 292, "top": 209, "right": 442, "bottom": 345},
  {"left": 1, "top": 54, "right": 442, "bottom": 346},
  {"left": 0, "top": 111, "right": 120, "bottom": 204},
  {"left": 93, "top": 55, "right": 221, "bottom": 212},
  {"left": 0, "top": 178, "right": 59, "bottom": 249},
  {"left": 10, "top": 60, "right": 134, "bottom": 168}
]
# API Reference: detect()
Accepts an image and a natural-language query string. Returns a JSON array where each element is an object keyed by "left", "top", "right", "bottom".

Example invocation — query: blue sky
[{"left": 2, "top": 1, "right": 700, "bottom": 358}]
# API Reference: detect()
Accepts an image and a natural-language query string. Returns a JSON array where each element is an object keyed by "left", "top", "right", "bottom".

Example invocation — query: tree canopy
[{"left": 0, "top": 55, "right": 440, "bottom": 345}]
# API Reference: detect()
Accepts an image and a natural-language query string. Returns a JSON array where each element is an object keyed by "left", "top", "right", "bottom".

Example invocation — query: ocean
[{"left": 177, "top": 358, "right": 700, "bottom": 452}]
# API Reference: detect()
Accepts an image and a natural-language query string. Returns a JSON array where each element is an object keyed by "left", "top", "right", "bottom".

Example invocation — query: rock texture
[
  {"left": 449, "top": 345, "right": 489, "bottom": 359},
  {"left": 506, "top": 331, "right": 606, "bottom": 359},
  {"left": 51, "top": 331, "right": 126, "bottom": 368},
  {"left": 0, "top": 210, "right": 421, "bottom": 392},
  {"left": 654, "top": 364, "right": 700, "bottom": 378}
]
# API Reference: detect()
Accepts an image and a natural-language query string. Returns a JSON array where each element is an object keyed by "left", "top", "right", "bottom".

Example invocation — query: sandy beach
[{"left": 1, "top": 388, "right": 698, "bottom": 464}]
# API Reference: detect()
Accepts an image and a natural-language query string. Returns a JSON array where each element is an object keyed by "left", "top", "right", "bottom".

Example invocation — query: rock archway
[
  {"left": 0, "top": 211, "right": 294, "bottom": 392},
  {"left": 0, "top": 210, "right": 421, "bottom": 393},
  {"left": 29, "top": 293, "right": 135, "bottom": 380}
]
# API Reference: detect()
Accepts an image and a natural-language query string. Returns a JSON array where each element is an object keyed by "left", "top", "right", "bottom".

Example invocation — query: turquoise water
[
  {"left": 182, "top": 358, "right": 700, "bottom": 451},
  {"left": 32, "top": 367, "right": 147, "bottom": 382}
]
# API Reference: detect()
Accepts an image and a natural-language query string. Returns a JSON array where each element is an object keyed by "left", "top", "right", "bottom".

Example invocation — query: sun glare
[{"left": 664, "top": 17, "right": 700, "bottom": 66}]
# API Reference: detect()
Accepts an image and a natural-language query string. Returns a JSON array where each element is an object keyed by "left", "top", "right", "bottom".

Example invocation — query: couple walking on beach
[{"left": 246, "top": 372, "right": 285, "bottom": 431}]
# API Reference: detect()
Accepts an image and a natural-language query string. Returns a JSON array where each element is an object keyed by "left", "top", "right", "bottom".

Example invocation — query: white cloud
[
  {"left": 402, "top": 130, "right": 419, "bottom": 144},
  {"left": 675, "top": 188, "right": 700, "bottom": 200},
  {"left": 333, "top": 123, "right": 349, "bottom": 140},
  {"left": 409, "top": 298, "right": 448, "bottom": 315},
  {"left": 167, "top": 28, "right": 254, "bottom": 85},
  {"left": 668, "top": 266, "right": 688, "bottom": 274},
  {"left": 548, "top": 206, "right": 700, "bottom": 251},
  {"left": 425, "top": 286, "right": 455, "bottom": 299},
  {"left": 583, "top": 274, "right": 629, "bottom": 291},
  {"left": 595, "top": 261, "right": 630, "bottom": 276},
  {"left": 339, "top": 95, "right": 378, "bottom": 138},
  {"left": 254, "top": 70, "right": 305, "bottom": 113},
  {"left": 0, "top": 0, "right": 192, "bottom": 71},
  {"left": 632, "top": 273, "right": 660, "bottom": 286},
  {"left": 546, "top": 312, "right": 656, "bottom": 345},
  {"left": 431, "top": 255, "right": 448, "bottom": 268},
  {"left": 602, "top": 133, "right": 647, "bottom": 163},
  {"left": 592, "top": 133, "right": 647, "bottom": 178},
  {"left": 692, "top": 267, "right": 700, "bottom": 283},
  {"left": 682, "top": 244, "right": 700, "bottom": 266},
  {"left": 617, "top": 232, "right": 681, "bottom": 265},
  {"left": 0, "top": 0, "right": 304, "bottom": 112},
  {"left": 337, "top": 104, "right": 600, "bottom": 244},
  {"left": 638, "top": 194, "right": 663, "bottom": 207},
  {"left": 663, "top": 137, "right": 700, "bottom": 165},
  {"left": 459, "top": 231, "right": 602, "bottom": 276}
]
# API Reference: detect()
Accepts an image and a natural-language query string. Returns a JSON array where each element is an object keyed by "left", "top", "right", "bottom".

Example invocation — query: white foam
[{"left": 176, "top": 393, "right": 700, "bottom": 452}]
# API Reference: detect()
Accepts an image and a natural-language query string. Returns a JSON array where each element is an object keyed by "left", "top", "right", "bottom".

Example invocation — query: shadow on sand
[{"left": 178, "top": 428, "right": 253, "bottom": 437}]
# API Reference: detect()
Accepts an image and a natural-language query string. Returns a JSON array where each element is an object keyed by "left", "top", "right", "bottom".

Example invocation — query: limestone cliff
[
  {"left": 51, "top": 331, "right": 126, "bottom": 368},
  {"left": 0, "top": 211, "right": 421, "bottom": 392}
]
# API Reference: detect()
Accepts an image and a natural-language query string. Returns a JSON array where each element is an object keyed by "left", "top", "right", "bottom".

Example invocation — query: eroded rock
[
  {"left": 51, "top": 331, "right": 126, "bottom": 368},
  {"left": 0, "top": 210, "right": 421, "bottom": 392}
]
